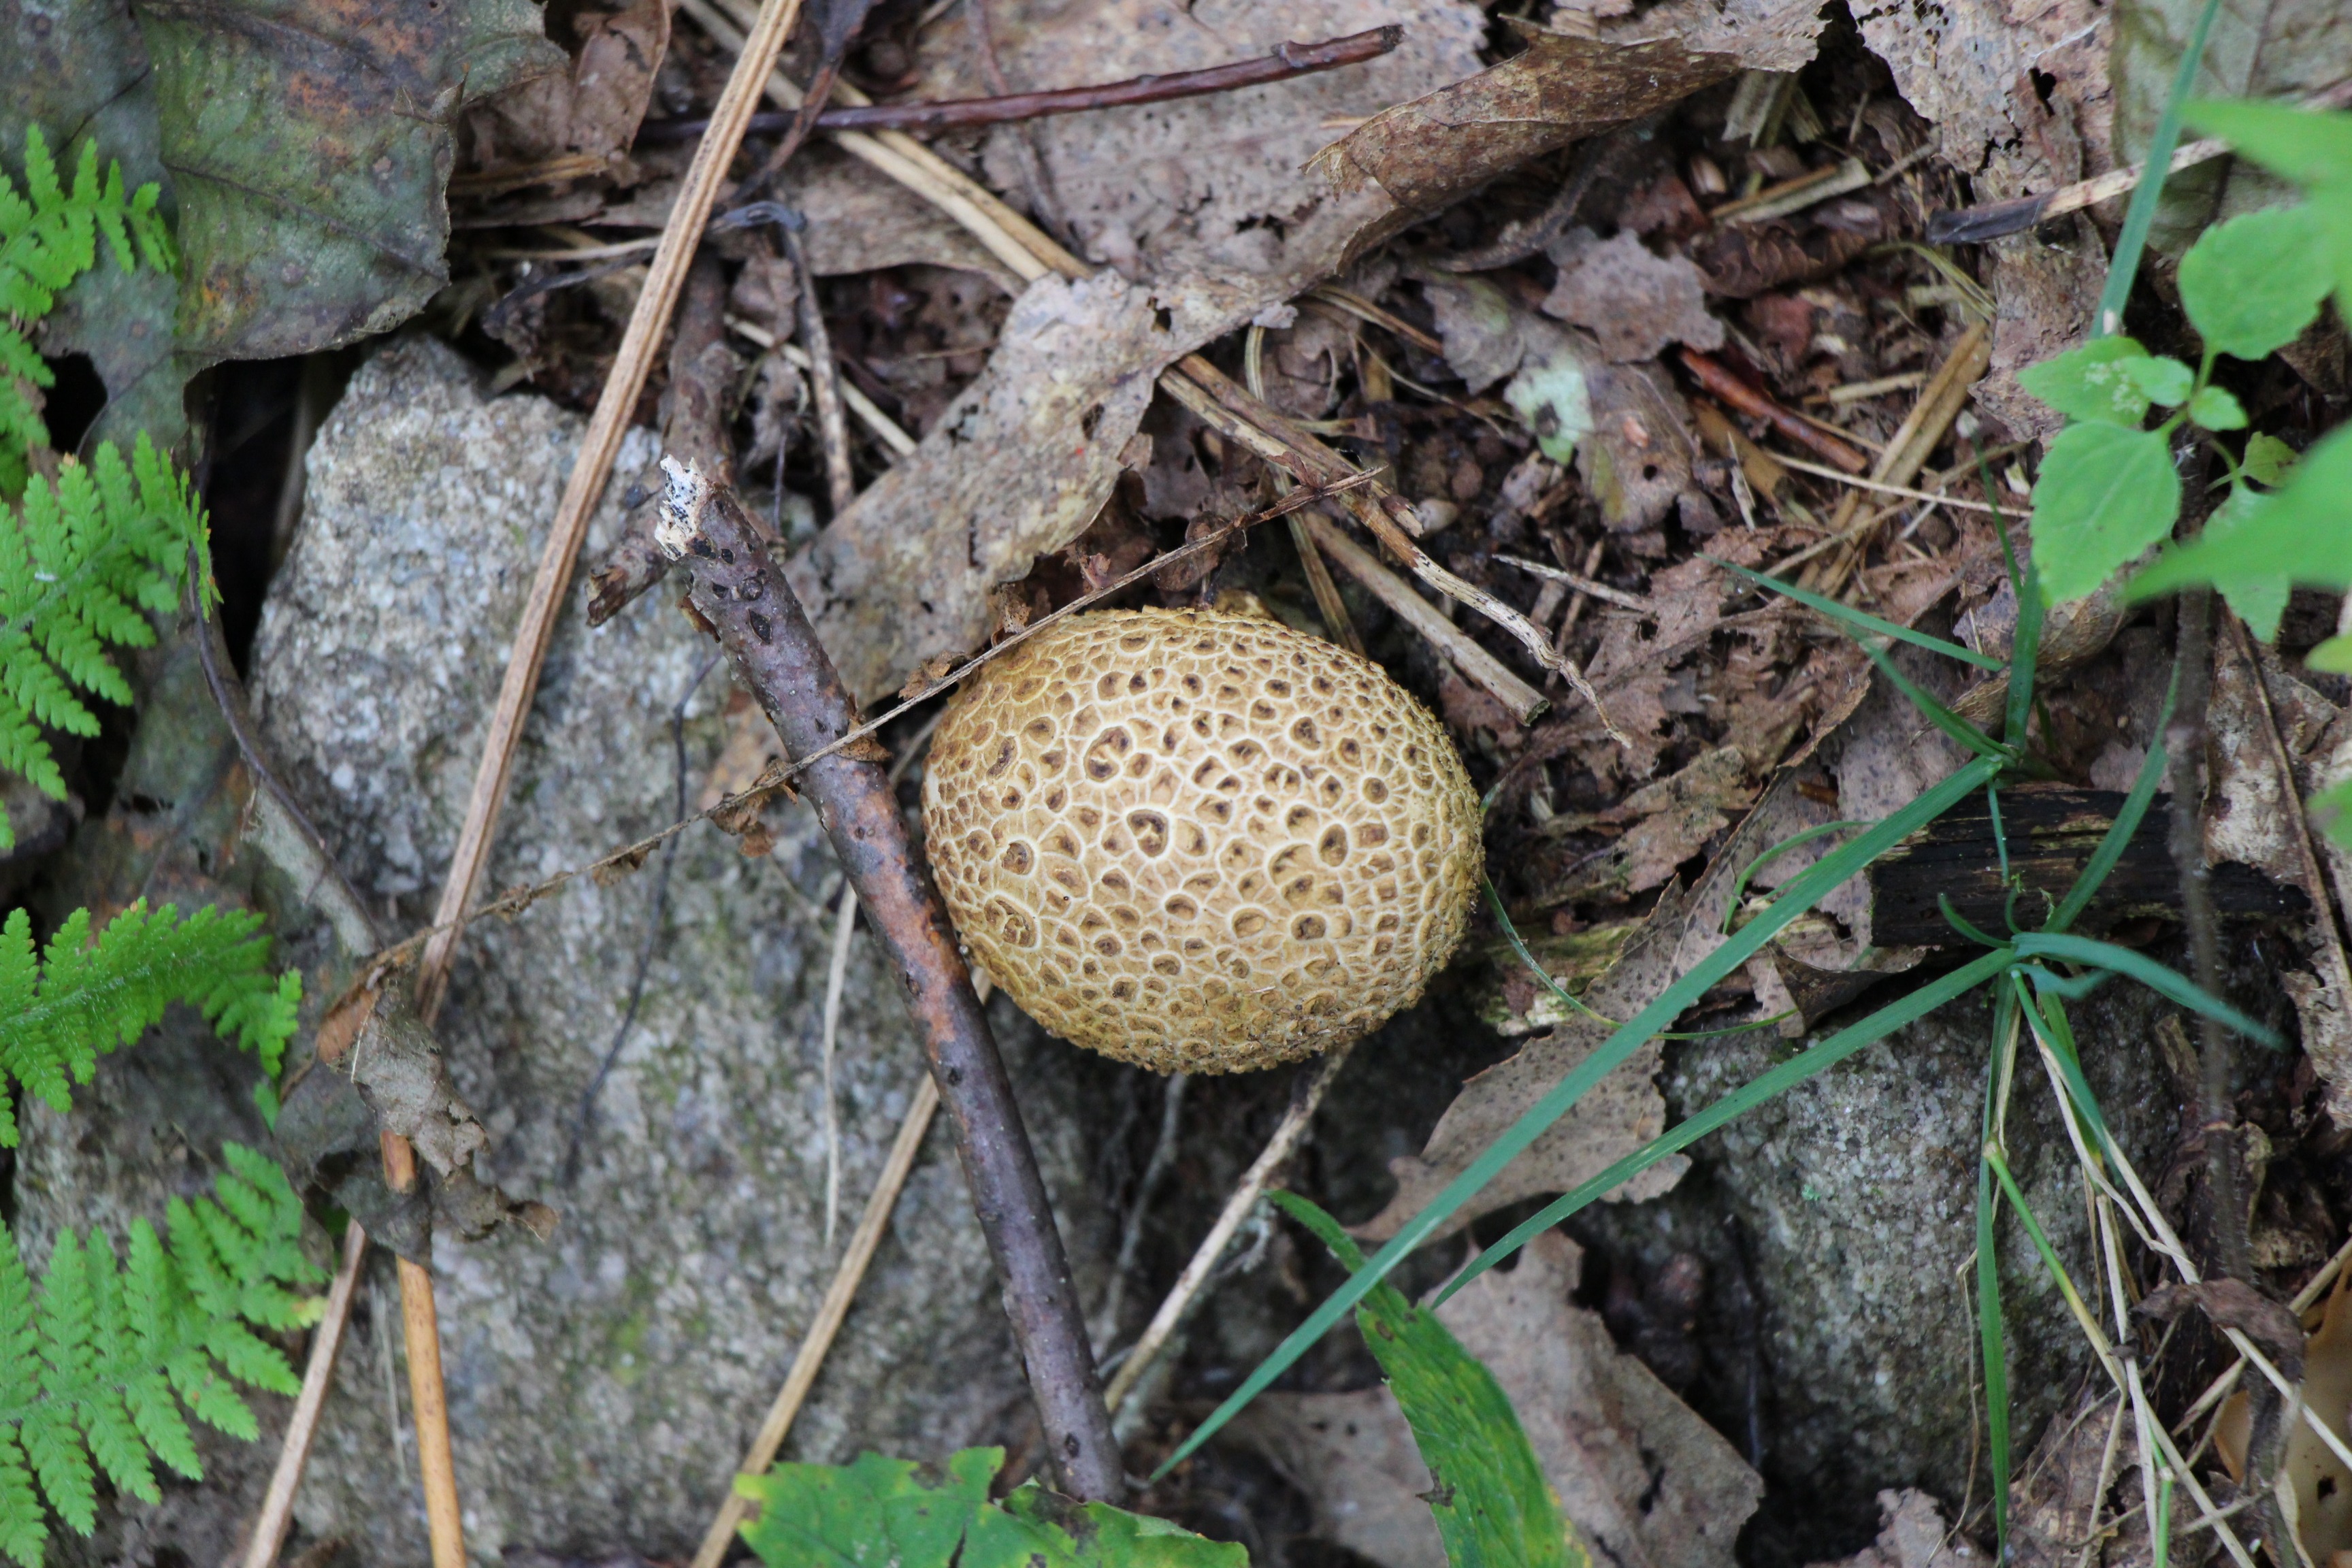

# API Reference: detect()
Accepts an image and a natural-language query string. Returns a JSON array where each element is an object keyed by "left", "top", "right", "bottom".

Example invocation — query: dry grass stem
[
  {"left": 688, "top": 1073, "right": 944, "bottom": 1568},
  {"left": 723, "top": 317, "right": 917, "bottom": 452},
  {"left": 1492, "top": 554, "right": 1657, "bottom": 614},
  {"left": 239, "top": 1221, "right": 371, "bottom": 1568}
]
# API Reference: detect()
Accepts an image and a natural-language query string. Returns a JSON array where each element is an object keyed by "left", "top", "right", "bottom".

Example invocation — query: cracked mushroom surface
[{"left": 924, "top": 607, "right": 1482, "bottom": 1073}]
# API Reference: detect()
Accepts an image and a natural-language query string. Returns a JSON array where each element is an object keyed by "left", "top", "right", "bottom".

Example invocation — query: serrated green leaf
[
  {"left": 2016, "top": 337, "right": 2154, "bottom": 425},
  {"left": 2030, "top": 423, "right": 2184, "bottom": 603},
  {"left": 2120, "top": 355, "right": 2194, "bottom": 406},
  {"left": 2132, "top": 423, "right": 2352, "bottom": 604},
  {"left": 2244, "top": 431, "right": 2298, "bottom": 486},
  {"left": 2193, "top": 486, "right": 2291, "bottom": 639},
  {"left": 2186, "top": 385, "right": 2247, "bottom": 430},
  {"left": 1274, "top": 1193, "right": 1586, "bottom": 1568},
  {"left": 2178, "top": 204, "right": 2333, "bottom": 360}
]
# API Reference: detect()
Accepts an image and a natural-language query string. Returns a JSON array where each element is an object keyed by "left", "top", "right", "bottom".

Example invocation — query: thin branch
[
  {"left": 1102, "top": 1044, "right": 1354, "bottom": 1420},
  {"left": 1680, "top": 348, "right": 1869, "bottom": 475},
  {"left": 240, "top": 1221, "right": 370, "bottom": 1568},
  {"left": 654, "top": 459, "right": 1124, "bottom": 1499},
  {"left": 780, "top": 218, "right": 856, "bottom": 514},
  {"left": 724, "top": 316, "right": 917, "bottom": 453},
  {"left": 688, "top": 1073, "right": 942, "bottom": 1568},
  {"left": 636, "top": 28, "right": 1401, "bottom": 142}
]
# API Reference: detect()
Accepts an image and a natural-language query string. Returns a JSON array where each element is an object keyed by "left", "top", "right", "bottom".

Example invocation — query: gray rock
[{"left": 217, "top": 337, "right": 1117, "bottom": 1561}]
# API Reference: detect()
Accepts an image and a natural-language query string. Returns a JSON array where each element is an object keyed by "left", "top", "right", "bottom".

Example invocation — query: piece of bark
[
  {"left": 651, "top": 457, "right": 1123, "bottom": 1501},
  {"left": 1865, "top": 784, "right": 2304, "bottom": 947}
]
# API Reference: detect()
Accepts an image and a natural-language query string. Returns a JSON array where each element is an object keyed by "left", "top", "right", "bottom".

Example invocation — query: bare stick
[
  {"left": 415, "top": 0, "right": 813, "bottom": 1023},
  {"left": 1492, "top": 554, "right": 1656, "bottom": 615},
  {"left": 1302, "top": 514, "right": 1547, "bottom": 723},
  {"left": 1678, "top": 348, "right": 1869, "bottom": 475},
  {"left": 689, "top": 1073, "right": 943, "bottom": 1568},
  {"left": 381, "top": 1134, "right": 463, "bottom": 1568},
  {"left": 638, "top": 28, "right": 1400, "bottom": 142},
  {"left": 781, "top": 220, "right": 855, "bottom": 514},
  {"left": 240, "top": 1220, "right": 370, "bottom": 1568},
  {"left": 1102, "top": 1044, "right": 1354, "bottom": 1416},
  {"left": 654, "top": 461, "right": 1124, "bottom": 1500},
  {"left": 724, "top": 317, "right": 917, "bottom": 453}
]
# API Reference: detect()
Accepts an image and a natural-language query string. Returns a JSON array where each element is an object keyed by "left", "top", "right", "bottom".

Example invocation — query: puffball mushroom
[{"left": 923, "top": 607, "right": 1482, "bottom": 1073}]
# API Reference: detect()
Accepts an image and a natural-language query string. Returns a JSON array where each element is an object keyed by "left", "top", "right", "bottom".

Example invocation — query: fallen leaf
[
  {"left": 139, "top": 0, "right": 561, "bottom": 363},
  {"left": 1235, "top": 1391, "right": 1447, "bottom": 1568},
  {"left": 466, "top": 0, "right": 669, "bottom": 167},
  {"left": 2217, "top": 1267, "right": 2352, "bottom": 1563},
  {"left": 1538, "top": 745, "right": 1755, "bottom": 903},
  {"left": 2138, "top": 1279, "right": 2306, "bottom": 1375},
  {"left": 1542, "top": 227, "right": 1724, "bottom": 363},
  {"left": 911, "top": 0, "right": 1488, "bottom": 280},
  {"left": 789, "top": 268, "right": 1348, "bottom": 701},
  {"left": 1803, "top": 1489, "right": 1982, "bottom": 1568},
  {"left": 1433, "top": 1230, "right": 1762, "bottom": 1568},
  {"left": 1315, "top": 25, "right": 1737, "bottom": 249}
]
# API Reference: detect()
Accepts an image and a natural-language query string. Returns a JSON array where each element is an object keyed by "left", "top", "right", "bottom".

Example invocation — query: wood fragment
[
  {"left": 1678, "top": 348, "right": 1869, "bottom": 474},
  {"left": 382, "top": 1133, "right": 465, "bottom": 1568},
  {"left": 655, "top": 460, "right": 1124, "bottom": 1500},
  {"left": 688, "top": 1073, "right": 943, "bottom": 1568},
  {"left": 1303, "top": 514, "right": 1547, "bottom": 723},
  {"left": 239, "top": 1222, "right": 370, "bottom": 1568}
]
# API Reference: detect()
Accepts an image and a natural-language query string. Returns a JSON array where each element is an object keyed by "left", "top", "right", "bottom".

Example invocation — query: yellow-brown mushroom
[{"left": 923, "top": 607, "right": 1482, "bottom": 1073}]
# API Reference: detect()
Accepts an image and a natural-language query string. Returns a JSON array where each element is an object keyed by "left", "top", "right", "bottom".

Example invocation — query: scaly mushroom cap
[{"left": 923, "top": 607, "right": 1482, "bottom": 1073}]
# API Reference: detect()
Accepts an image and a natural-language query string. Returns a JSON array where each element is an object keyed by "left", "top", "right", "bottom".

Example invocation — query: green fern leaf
[
  {"left": 0, "top": 1147, "right": 323, "bottom": 1565},
  {"left": 0, "top": 901, "right": 299, "bottom": 1145},
  {"left": 0, "top": 434, "right": 206, "bottom": 849},
  {"left": 0, "top": 127, "right": 174, "bottom": 487}
]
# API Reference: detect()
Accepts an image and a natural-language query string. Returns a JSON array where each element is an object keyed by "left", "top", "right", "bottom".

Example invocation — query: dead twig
[
  {"left": 639, "top": 27, "right": 1401, "bottom": 142},
  {"left": 1102, "top": 1045, "right": 1354, "bottom": 1423},
  {"left": 688, "top": 1073, "right": 943, "bottom": 1568},
  {"left": 769, "top": 212, "right": 855, "bottom": 513},
  {"left": 240, "top": 1222, "right": 370, "bottom": 1568},
  {"left": 1243, "top": 324, "right": 1362, "bottom": 655},
  {"left": 1492, "top": 553, "right": 1656, "bottom": 615},
  {"left": 654, "top": 459, "right": 1123, "bottom": 1500},
  {"left": 416, "top": 0, "right": 813, "bottom": 1025},
  {"left": 724, "top": 316, "right": 917, "bottom": 453},
  {"left": 1678, "top": 348, "right": 1869, "bottom": 475}
]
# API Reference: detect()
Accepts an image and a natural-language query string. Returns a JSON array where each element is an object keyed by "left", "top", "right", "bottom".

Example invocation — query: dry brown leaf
[
  {"left": 911, "top": 0, "right": 1487, "bottom": 280},
  {"left": 2218, "top": 1269, "right": 2352, "bottom": 1562},
  {"left": 469, "top": 0, "right": 670, "bottom": 166},
  {"left": 1433, "top": 1231, "right": 1762, "bottom": 1568},
  {"left": 1541, "top": 745, "right": 1756, "bottom": 903},
  {"left": 1314, "top": 26, "right": 1738, "bottom": 251},
  {"left": 1803, "top": 1489, "right": 1981, "bottom": 1568},
  {"left": 1239, "top": 1232, "right": 1760, "bottom": 1568},
  {"left": 1541, "top": 227, "right": 1724, "bottom": 364},
  {"left": 788, "top": 268, "right": 1330, "bottom": 701},
  {"left": 1232, "top": 1390, "right": 1448, "bottom": 1568}
]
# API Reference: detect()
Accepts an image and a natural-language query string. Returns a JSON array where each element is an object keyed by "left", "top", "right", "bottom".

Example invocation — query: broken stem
[
  {"left": 654, "top": 459, "right": 1124, "bottom": 1500},
  {"left": 240, "top": 1221, "right": 370, "bottom": 1568}
]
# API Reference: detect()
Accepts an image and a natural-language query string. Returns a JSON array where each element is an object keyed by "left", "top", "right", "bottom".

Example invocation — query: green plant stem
[
  {"left": 2164, "top": 589, "right": 2247, "bottom": 1279},
  {"left": 2095, "top": 0, "right": 2225, "bottom": 336}
]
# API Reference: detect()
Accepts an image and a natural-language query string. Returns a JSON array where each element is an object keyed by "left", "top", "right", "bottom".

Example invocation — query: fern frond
[
  {"left": 0, "top": 1147, "right": 323, "bottom": 1565},
  {"left": 0, "top": 127, "right": 176, "bottom": 480},
  {"left": 0, "top": 901, "right": 299, "bottom": 1147},
  {"left": 0, "top": 433, "right": 207, "bottom": 848}
]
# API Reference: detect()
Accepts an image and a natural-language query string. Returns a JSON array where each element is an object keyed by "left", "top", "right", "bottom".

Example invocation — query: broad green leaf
[
  {"left": 2121, "top": 355, "right": 2194, "bottom": 406},
  {"left": 2016, "top": 338, "right": 2155, "bottom": 425},
  {"left": 2185, "top": 100, "right": 2352, "bottom": 194},
  {"left": 2177, "top": 204, "right": 2332, "bottom": 360},
  {"left": 2310, "top": 635, "right": 2352, "bottom": 674},
  {"left": 736, "top": 1448, "right": 1243, "bottom": 1568},
  {"left": 1273, "top": 1194, "right": 1586, "bottom": 1568},
  {"left": 2193, "top": 486, "right": 2290, "bottom": 639},
  {"left": 2030, "top": 423, "right": 2183, "bottom": 604},
  {"left": 2186, "top": 385, "right": 2247, "bottom": 430},
  {"left": 2243, "top": 431, "right": 2298, "bottom": 485},
  {"left": 2132, "top": 423, "right": 2352, "bottom": 602}
]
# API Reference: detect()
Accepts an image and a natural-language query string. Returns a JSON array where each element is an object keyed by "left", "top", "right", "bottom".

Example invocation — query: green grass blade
[
  {"left": 2095, "top": 0, "right": 2225, "bottom": 336},
  {"left": 1861, "top": 640, "right": 2012, "bottom": 763},
  {"left": 2048, "top": 668, "right": 2178, "bottom": 933},
  {"left": 1155, "top": 755, "right": 2003, "bottom": 1476},
  {"left": 1714, "top": 559, "right": 2005, "bottom": 670},
  {"left": 2013, "top": 979, "right": 2114, "bottom": 1154},
  {"left": 1722, "top": 821, "right": 1876, "bottom": 934},
  {"left": 2010, "top": 932, "right": 2282, "bottom": 1046},
  {"left": 1485, "top": 878, "right": 1791, "bottom": 1039},
  {"left": 1978, "top": 984, "right": 2019, "bottom": 1552},
  {"left": 1436, "top": 947, "right": 2017, "bottom": 1304},
  {"left": 1936, "top": 894, "right": 2007, "bottom": 948},
  {"left": 1982, "top": 1146, "right": 2104, "bottom": 1334}
]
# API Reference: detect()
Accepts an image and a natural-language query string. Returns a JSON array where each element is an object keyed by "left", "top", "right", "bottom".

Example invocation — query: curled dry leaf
[
  {"left": 466, "top": 0, "right": 670, "bottom": 167},
  {"left": 1313, "top": 27, "right": 1739, "bottom": 256},
  {"left": 2218, "top": 1269, "right": 2352, "bottom": 1563}
]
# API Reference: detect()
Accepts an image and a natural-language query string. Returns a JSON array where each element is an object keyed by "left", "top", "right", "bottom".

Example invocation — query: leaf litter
[{"left": 21, "top": 0, "right": 2352, "bottom": 1554}]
